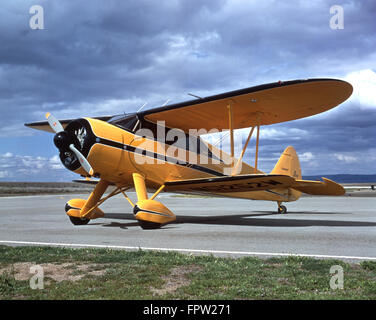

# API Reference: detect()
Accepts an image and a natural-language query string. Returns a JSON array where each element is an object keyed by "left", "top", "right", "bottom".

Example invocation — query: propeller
[
  {"left": 46, "top": 112, "right": 64, "bottom": 133},
  {"left": 46, "top": 113, "right": 94, "bottom": 176}
]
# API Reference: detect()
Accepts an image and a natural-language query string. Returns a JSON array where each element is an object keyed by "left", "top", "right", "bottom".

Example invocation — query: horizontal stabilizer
[
  {"left": 165, "top": 174, "right": 295, "bottom": 193},
  {"left": 292, "top": 177, "right": 345, "bottom": 195}
]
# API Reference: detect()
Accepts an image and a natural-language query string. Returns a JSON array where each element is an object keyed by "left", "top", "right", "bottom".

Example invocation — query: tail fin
[{"left": 271, "top": 146, "right": 302, "bottom": 179}]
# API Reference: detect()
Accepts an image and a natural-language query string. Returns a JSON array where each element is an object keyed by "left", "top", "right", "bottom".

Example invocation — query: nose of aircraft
[
  {"left": 46, "top": 113, "right": 94, "bottom": 176},
  {"left": 53, "top": 131, "right": 77, "bottom": 150}
]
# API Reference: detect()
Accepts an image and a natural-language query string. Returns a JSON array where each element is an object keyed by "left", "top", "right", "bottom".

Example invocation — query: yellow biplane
[{"left": 25, "top": 78, "right": 353, "bottom": 229}]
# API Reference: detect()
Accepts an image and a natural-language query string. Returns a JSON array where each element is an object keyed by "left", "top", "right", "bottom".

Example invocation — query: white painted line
[
  {"left": 0, "top": 194, "right": 81, "bottom": 199},
  {"left": 1, "top": 240, "right": 375, "bottom": 261}
]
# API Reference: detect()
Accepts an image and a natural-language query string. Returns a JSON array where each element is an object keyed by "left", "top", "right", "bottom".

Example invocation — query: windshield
[{"left": 108, "top": 113, "right": 139, "bottom": 131}]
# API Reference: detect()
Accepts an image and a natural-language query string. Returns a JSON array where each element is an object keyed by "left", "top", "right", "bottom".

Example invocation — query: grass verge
[{"left": 0, "top": 245, "right": 375, "bottom": 300}]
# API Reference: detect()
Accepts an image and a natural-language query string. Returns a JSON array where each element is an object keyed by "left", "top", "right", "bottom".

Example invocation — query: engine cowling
[{"left": 56, "top": 119, "right": 96, "bottom": 172}]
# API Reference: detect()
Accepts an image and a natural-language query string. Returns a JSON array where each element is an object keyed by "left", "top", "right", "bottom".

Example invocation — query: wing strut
[
  {"left": 232, "top": 126, "right": 255, "bottom": 175},
  {"left": 230, "top": 113, "right": 261, "bottom": 176},
  {"left": 227, "top": 102, "right": 235, "bottom": 161},
  {"left": 255, "top": 124, "right": 260, "bottom": 173}
]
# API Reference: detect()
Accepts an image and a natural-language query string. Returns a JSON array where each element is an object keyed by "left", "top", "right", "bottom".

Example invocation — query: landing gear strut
[
  {"left": 277, "top": 202, "right": 287, "bottom": 214},
  {"left": 132, "top": 173, "right": 176, "bottom": 229}
]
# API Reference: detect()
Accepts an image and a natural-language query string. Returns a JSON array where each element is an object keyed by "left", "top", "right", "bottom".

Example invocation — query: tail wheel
[
  {"left": 278, "top": 205, "right": 287, "bottom": 214},
  {"left": 138, "top": 220, "right": 162, "bottom": 230}
]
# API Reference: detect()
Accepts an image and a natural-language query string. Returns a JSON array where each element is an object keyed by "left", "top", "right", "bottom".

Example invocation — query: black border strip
[{"left": 97, "top": 137, "right": 225, "bottom": 177}]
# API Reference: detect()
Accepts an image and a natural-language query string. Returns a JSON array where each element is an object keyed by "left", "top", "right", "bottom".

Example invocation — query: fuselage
[{"left": 62, "top": 115, "right": 300, "bottom": 203}]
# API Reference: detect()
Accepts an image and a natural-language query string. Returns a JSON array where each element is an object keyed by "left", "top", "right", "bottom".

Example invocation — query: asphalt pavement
[{"left": 0, "top": 193, "right": 375, "bottom": 261}]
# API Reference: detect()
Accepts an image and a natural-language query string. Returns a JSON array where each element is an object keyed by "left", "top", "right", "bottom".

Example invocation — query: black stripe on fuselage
[
  {"left": 133, "top": 205, "right": 171, "bottom": 217},
  {"left": 265, "top": 189, "right": 288, "bottom": 197},
  {"left": 97, "top": 137, "right": 225, "bottom": 177}
]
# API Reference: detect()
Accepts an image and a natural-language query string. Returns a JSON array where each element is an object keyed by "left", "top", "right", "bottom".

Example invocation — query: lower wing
[
  {"left": 165, "top": 174, "right": 295, "bottom": 193},
  {"left": 165, "top": 174, "right": 345, "bottom": 195},
  {"left": 72, "top": 175, "right": 345, "bottom": 196}
]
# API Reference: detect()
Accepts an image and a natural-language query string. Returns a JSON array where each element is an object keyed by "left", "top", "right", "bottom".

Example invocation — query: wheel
[
  {"left": 138, "top": 220, "right": 162, "bottom": 230},
  {"left": 68, "top": 216, "right": 90, "bottom": 225},
  {"left": 65, "top": 203, "right": 90, "bottom": 225},
  {"left": 278, "top": 205, "right": 287, "bottom": 214}
]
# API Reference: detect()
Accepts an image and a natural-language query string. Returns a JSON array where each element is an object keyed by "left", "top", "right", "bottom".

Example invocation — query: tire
[
  {"left": 138, "top": 220, "right": 162, "bottom": 230},
  {"left": 278, "top": 205, "right": 287, "bottom": 214},
  {"left": 69, "top": 216, "right": 90, "bottom": 225},
  {"left": 65, "top": 202, "right": 90, "bottom": 225}
]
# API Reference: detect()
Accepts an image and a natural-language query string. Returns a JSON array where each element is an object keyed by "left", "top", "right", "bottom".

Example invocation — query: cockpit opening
[{"left": 108, "top": 113, "right": 216, "bottom": 160}]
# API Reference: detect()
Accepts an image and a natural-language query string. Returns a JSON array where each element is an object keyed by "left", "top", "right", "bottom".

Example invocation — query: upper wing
[
  {"left": 140, "top": 79, "right": 352, "bottom": 133},
  {"left": 24, "top": 79, "right": 352, "bottom": 134},
  {"left": 164, "top": 174, "right": 296, "bottom": 193},
  {"left": 292, "top": 177, "right": 345, "bottom": 195},
  {"left": 24, "top": 116, "right": 113, "bottom": 133}
]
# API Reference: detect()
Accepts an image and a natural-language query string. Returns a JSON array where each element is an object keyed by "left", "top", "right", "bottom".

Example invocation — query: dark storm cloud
[
  {"left": 1, "top": 0, "right": 236, "bottom": 132},
  {"left": 1, "top": 0, "right": 375, "bottom": 114},
  {"left": 289, "top": 110, "right": 376, "bottom": 152},
  {"left": 242, "top": 100, "right": 376, "bottom": 174}
]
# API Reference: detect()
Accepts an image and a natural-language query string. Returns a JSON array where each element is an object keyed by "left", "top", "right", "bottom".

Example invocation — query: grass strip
[{"left": 0, "top": 245, "right": 375, "bottom": 300}]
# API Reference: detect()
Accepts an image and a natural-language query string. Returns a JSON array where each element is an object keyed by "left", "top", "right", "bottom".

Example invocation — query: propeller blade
[
  {"left": 45, "top": 112, "right": 64, "bottom": 133},
  {"left": 69, "top": 144, "right": 94, "bottom": 176}
]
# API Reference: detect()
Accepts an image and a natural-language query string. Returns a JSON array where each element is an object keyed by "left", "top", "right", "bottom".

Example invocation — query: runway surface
[{"left": 0, "top": 193, "right": 375, "bottom": 261}]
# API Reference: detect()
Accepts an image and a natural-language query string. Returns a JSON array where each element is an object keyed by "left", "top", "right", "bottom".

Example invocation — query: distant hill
[{"left": 303, "top": 174, "right": 376, "bottom": 183}]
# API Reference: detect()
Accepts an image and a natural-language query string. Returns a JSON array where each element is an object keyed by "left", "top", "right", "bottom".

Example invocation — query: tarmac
[{"left": 0, "top": 193, "right": 375, "bottom": 262}]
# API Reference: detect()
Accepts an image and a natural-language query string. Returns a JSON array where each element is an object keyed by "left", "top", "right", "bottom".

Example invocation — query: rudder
[{"left": 271, "top": 146, "right": 302, "bottom": 179}]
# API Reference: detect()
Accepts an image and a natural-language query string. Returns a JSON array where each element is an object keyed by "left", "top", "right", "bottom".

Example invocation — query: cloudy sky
[{"left": 0, "top": 0, "right": 375, "bottom": 181}]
